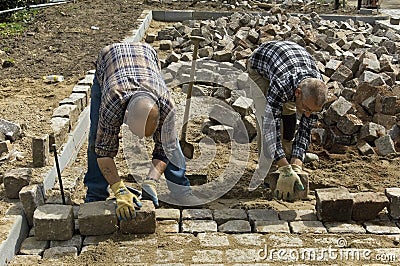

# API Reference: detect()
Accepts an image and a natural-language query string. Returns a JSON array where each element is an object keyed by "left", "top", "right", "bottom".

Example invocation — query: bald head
[{"left": 125, "top": 95, "right": 159, "bottom": 138}]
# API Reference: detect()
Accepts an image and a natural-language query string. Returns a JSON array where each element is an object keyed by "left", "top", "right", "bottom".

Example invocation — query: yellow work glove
[
  {"left": 275, "top": 165, "right": 305, "bottom": 201},
  {"left": 111, "top": 180, "right": 142, "bottom": 221}
]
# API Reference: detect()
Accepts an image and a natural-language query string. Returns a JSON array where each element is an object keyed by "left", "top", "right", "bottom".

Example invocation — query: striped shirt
[
  {"left": 95, "top": 43, "right": 176, "bottom": 163},
  {"left": 249, "top": 41, "right": 322, "bottom": 161}
]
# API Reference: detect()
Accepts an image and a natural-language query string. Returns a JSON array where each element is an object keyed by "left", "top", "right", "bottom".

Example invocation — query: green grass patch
[{"left": 0, "top": 9, "right": 38, "bottom": 36}]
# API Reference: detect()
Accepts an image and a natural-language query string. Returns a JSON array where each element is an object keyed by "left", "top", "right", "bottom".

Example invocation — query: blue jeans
[{"left": 84, "top": 76, "right": 191, "bottom": 202}]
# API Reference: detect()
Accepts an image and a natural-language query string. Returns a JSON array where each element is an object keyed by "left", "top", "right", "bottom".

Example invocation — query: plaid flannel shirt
[
  {"left": 249, "top": 41, "right": 322, "bottom": 161},
  {"left": 94, "top": 43, "right": 176, "bottom": 163}
]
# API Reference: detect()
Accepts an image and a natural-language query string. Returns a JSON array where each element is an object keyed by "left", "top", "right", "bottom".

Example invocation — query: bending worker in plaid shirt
[
  {"left": 84, "top": 43, "right": 198, "bottom": 220},
  {"left": 247, "top": 41, "right": 328, "bottom": 201}
]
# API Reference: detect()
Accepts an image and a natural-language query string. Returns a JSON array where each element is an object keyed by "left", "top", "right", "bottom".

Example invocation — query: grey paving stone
[
  {"left": 351, "top": 192, "right": 389, "bottom": 221},
  {"left": 19, "top": 237, "right": 49, "bottom": 255},
  {"left": 42, "top": 246, "right": 78, "bottom": 259},
  {"left": 82, "top": 235, "right": 112, "bottom": 246},
  {"left": 364, "top": 221, "right": 400, "bottom": 235},
  {"left": 233, "top": 234, "right": 265, "bottom": 246},
  {"left": 192, "top": 250, "right": 224, "bottom": 263},
  {"left": 157, "top": 220, "right": 179, "bottom": 234},
  {"left": 218, "top": 220, "right": 251, "bottom": 233},
  {"left": 386, "top": 187, "right": 400, "bottom": 219},
  {"left": 182, "top": 220, "right": 217, "bottom": 233},
  {"left": 213, "top": 209, "right": 247, "bottom": 225},
  {"left": 324, "top": 222, "right": 367, "bottom": 234},
  {"left": 182, "top": 209, "right": 213, "bottom": 220},
  {"left": 32, "top": 134, "right": 49, "bottom": 167},
  {"left": 267, "top": 234, "right": 304, "bottom": 247},
  {"left": 197, "top": 233, "right": 230, "bottom": 247},
  {"left": 247, "top": 209, "right": 279, "bottom": 225},
  {"left": 50, "top": 235, "right": 83, "bottom": 252},
  {"left": 225, "top": 248, "right": 262, "bottom": 263},
  {"left": 315, "top": 187, "right": 353, "bottom": 222},
  {"left": 9, "top": 255, "right": 42, "bottom": 265},
  {"left": 290, "top": 221, "right": 328, "bottom": 234},
  {"left": 120, "top": 200, "right": 156, "bottom": 234},
  {"left": 156, "top": 249, "right": 184, "bottom": 263},
  {"left": 78, "top": 200, "right": 117, "bottom": 236},
  {"left": 155, "top": 209, "right": 181, "bottom": 221},
  {"left": 278, "top": 209, "right": 317, "bottom": 221},
  {"left": 4, "top": 168, "right": 32, "bottom": 199},
  {"left": 19, "top": 184, "right": 45, "bottom": 227},
  {"left": 34, "top": 204, "right": 74, "bottom": 241},
  {"left": 254, "top": 220, "right": 290, "bottom": 234}
]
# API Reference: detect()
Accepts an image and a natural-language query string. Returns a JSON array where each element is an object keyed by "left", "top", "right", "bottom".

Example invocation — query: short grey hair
[{"left": 299, "top": 78, "right": 328, "bottom": 107}]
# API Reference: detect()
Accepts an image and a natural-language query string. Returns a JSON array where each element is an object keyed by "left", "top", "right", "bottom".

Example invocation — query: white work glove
[{"left": 275, "top": 164, "right": 305, "bottom": 201}]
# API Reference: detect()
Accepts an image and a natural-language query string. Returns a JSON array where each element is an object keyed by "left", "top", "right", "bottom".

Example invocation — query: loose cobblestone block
[
  {"left": 19, "top": 184, "right": 45, "bottom": 226},
  {"left": 159, "top": 40, "right": 173, "bottom": 50},
  {"left": 156, "top": 209, "right": 181, "bottom": 221},
  {"left": 50, "top": 235, "right": 83, "bottom": 252},
  {"left": 72, "top": 84, "right": 91, "bottom": 101},
  {"left": 4, "top": 168, "right": 32, "bottom": 199},
  {"left": 364, "top": 221, "right": 400, "bottom": 234},
  {"left": 45, "top": 189, "right": 72, "bottom": 205},
  {"left": 120, "top": 200, "right": 156, "bottom": 234},
  {"left": 182, "top": 209, "right": 213, "bottom": 220},
  {"left": 290, "top": 221, "right": 328, "bottom": 234},
  {"left": 19, "top": 236, "right": 49, "bottom": 255},
  {"left": 325, "top": 59, "right": 342, "bottom": 77},
  {"left": 385, "top": 188, "right": 400, "bottom": 219},
  {"left": 157, "top": 220, "right": 179, "bottom": 233},
  {"left": 182, "top": 220, "right": 217, "bottom": 233},
  {"left": 192, "top": 250, "right": 224, "bottom": 263},
  {"left": 197, "top": 232, "right": 230, "bottom": 247},
  {"left": 43, "top": 246, "right": 78, "bottom": 259},
  {"left": 209, "top": 104, "right": 241, "bottom": 127},
  {"left": 78, "top": 200, "right": 118, "bottom": 236},
  {"left": 359, "top": 71, "right": 385, "bottom": 86},
  {"left": 254, "top": 220, "right": 290, "bottom": 234},
  {"left": 390, "top": 16, "right": 400, "bottom": 25},
  {"left": 213, "top": 50, "right": 232, "bottom": 62},
  {"left": 145, "top": 33, "right": 157, "bottom": 43},
  {"left": 232, "top": 96, "right": 254, "bottom": 117},
  {"left": 324, "top": 96, "right": 353, "bottom": 125},
  {"left": 360, "top": 122, "right": 386, "bottom": 143},
  {"left": 0, "top": 140, "right": 11, "bottom": 157},
  {"left": 218, "top": 220, "right": 251, "bottom": 233},
  {"left": 316, "top": 187, "right": 353, "bottom": 222},
  {"left": 357, "top": 140, "right": 376, "bottom": 155},
  {"left": 375, "top": 135, "right": 396, "bottom": 156},
  {"left": 0, "top": 118, "right": 21, "bottom": 141},
  {"left": 359, "top": 51, "right": 381, "bottom": 73},
  {"left": 337, "top": 114, "right": 363, "bottom": 135},
  {"left": 77, "top": 74, "right": 94, "bottom": 86},
  {"left": 34, "top": 204, "right": 74, "bottom": 241},
  {"left": 32, "top": 134, "right": 49, "bottom": 167},
  {"left": 278, "top": 209, "right": 317, "bottom": 221},
  {"left": 213, "top": 209, "right": 247, "bottom": 225},
  {"left": 324, "top": 222, "right": 367, "bottom": 234},
  {"left": 331, "top": 64, "right": 353, "bottom": 83},
  {"left": 199, "top": 47, "right": 214, "bottom": 58},
  {"left": 351, "top": 192, "right": 389, "bottom": 221},
  {"left": 49, "top": 117, "right": 70, "bottom": 148},
  {"left": 373, "top": 113, "right": 397, "bottom": 130},
  {"left": 207, "top": 124, "right": 234, "bottom": 143}
]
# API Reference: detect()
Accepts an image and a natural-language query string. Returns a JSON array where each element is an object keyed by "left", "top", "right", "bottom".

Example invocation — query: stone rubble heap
[{"left": 152, "top": 10, "right": 400, "bottom": 155}]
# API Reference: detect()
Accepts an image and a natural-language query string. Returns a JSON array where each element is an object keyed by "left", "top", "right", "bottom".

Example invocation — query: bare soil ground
[{"left": 1, "top": 0, "right": 400, "bottom": 264}]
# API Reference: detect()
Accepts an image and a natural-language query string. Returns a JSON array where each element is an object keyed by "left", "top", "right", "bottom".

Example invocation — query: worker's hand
[
  {"left": 111, "top": 180, "right": 142, "bottom": 221},
  {"left": 142, "top": 178, "right": 159, "bottom": 207},
  {"left": 275, "top": 165, "right": 304, "bottom": 201}
]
